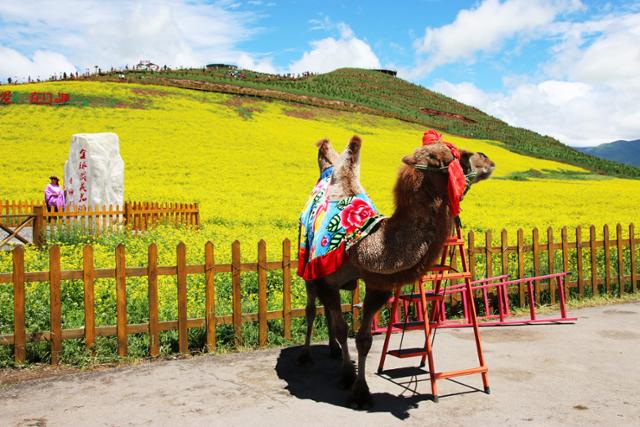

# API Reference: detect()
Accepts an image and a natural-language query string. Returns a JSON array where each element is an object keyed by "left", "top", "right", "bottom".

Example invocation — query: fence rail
[{"left": 0, "top": 222, "right": 638, "bottom": 365}]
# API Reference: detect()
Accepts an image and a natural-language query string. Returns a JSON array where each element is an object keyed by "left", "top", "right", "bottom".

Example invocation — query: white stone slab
[{"left": 64, "top": 133, "right": 124, "bottom": 208}]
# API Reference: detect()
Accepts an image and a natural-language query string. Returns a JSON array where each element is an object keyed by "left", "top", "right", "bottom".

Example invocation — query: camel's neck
[
  {"left": 348, "top": 166, "right": 453, "bottom": 287},
  {"left": 387, "top": 166, "right": 451, "bottom": 238}
]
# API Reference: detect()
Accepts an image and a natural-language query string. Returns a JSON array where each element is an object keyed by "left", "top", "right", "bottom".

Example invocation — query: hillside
[
  {"left": 1, "top": 80, "right": 640, "bottom": 262},
  {"left": 89, "top": 67, "right": 640, "bottom": 179},
  {"left": 575, "top": 140, "right": 640, "bottom": 167}
]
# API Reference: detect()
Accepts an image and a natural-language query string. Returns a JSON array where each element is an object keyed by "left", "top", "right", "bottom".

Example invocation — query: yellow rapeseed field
[{"left": 1, "top": 81, "right": 639, "bottom": 263}]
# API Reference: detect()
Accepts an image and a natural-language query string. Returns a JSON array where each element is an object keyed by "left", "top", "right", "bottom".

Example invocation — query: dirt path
[{"left": 1, "top": 303, "right": 639, "bottom": 426}]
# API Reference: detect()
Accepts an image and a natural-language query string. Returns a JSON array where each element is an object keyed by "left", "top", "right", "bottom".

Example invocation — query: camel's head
[
  {"left": 401, "top": 143, "right": 496, "bottom": 194},
  {"left": 402, "top": 144, "right": 496, "bottom": 181},
  {"left": 401, "top": 142, "right": 456, "bottom": 172},
  {"left": 460, "top": 150, "right": 496, "bottom": 183}
]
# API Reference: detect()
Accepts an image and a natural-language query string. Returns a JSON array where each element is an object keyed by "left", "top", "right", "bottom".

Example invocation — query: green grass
[{"left": 499, "top": 169, "right": 612, "bottom": 181}]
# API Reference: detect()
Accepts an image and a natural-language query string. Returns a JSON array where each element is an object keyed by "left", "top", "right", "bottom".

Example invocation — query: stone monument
[{"left": 64, "top": 133, "right": 124, "bottom": 208}]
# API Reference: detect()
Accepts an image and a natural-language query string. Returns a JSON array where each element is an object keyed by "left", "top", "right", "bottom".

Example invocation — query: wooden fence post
[
  {"left": 576, "top": 226, "right": 583, "bottom": 297},
  {"left": 630, "top": 224, "right": 637, "bottom": 293},
  {"left": 587, "top": 225, "right": 597, "bottom": 297},
  {"left": 282, "top": 239, "right": 292, "bottom": 340},
  {"left": 352, "top": 282, "right": 361, "bottom": 333},
  {"left": 177, "top": 242, "right": 188, "bottom": 354},
  {"left": 123, "top": 201, "right": 131, "bottom": 228},
  {"left": 616, "top": 224, "right": 624, "bottom": 296},
  {"left": 532, "top": 228, "right": 540, "bottom": 303},
  {"left": 232, "top": 241, "right": 242, "bottom": 347},
  {"left": 603, "top": 225, "right": 611, "bottom": 294},
  {"left": 148, "top": 244, "right": 159, "bottom": 358},
  {"left": 547, "top": 227, "right": 555, "bottom": 304},
  {"left": 468, "top": 231, "right": 476, "bottom": 281},
  {"left": 485, "top": 230, "right": 493, "bottom": 280},
  {"left": 205, "top": 242, "right": 216, "bottom": 352},
  {"left": 13, "top": 246, "right": 26, "bottom": 364},
  {"left": 501, "top": 229, "right": 508, "bottom": 278},
  {"left": 50, "top": 245, "right": 62, "bottom": 365},
  {"left": 517, "top": 228, "right": 525, "bottom": 307},
  {"left": 561, "top": 226, "right": 569, "bottom": 278},
  {"left": 32, "top": 205, "right": 45, "bottom": 247},
  {"left": 115, "top": 244, "right": 127, "bottom": 357},
  {"left": 83, "top": 245, "right": 95, "bottom": 352},
  {"left": 258, "top": 240, "right": 268, "bottom": 347}
]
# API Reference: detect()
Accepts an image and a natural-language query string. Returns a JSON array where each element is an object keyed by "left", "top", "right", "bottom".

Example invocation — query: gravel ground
[{"left": 1, "top": 302, "right": 639, "bottom": 427}]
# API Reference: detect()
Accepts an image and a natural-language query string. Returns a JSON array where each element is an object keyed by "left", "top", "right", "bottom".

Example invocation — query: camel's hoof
[
  {"left": 297, "top": 349, "right": 314, "bottom": 366},
  {"left": 340, "top": 364, "right": 357, "bottom": 389},
  {"left": 348, "top": 380, "right": 372, "bottom": 409},
  {"left": 329, "top": 345, "right": 342, "bottom": 359}
]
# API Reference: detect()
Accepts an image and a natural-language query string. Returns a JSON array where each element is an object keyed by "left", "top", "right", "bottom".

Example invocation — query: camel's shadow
[{"left": 275, "top": 345, "right": 434, "bottom": 420}]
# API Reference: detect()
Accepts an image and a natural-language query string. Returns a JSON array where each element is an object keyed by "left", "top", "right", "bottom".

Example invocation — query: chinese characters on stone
[{"left": 78, "top": 148, "right": 88, "bottom": 204}]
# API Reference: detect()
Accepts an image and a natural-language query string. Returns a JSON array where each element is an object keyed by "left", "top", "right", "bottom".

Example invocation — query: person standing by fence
[{"left": 44, "top": 175, "right": 65, "bottom": 214}]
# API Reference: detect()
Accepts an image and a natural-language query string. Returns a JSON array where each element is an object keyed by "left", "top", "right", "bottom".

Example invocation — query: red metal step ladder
[{"left": 377, "top": 223, "right": 490, "bottom": 402}]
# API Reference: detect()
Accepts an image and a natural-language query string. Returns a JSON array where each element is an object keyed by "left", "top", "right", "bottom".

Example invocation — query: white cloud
[
  {"left": 236, "top": 53, "right": 277, "bottom": 74},
  {"left": 425, "top": 4, "right": 640, "bottom": 147},
  {"left": 546, "top": 13, "right": 640, "bottom": 90},
  {"left": 0, "top": 0, "right": 272, "bottom": 81},
  {"left": 0, "top": 46, "right": 76, "bottom": 82},
  {"left": 432, "top": 79, "right": 640, "bottom": 147},
  {"left": 408, "top": 0, "right": 582, "bottom": 79},
  {"left": 288, "top": 22, "right": 380, "bottom": 74}
]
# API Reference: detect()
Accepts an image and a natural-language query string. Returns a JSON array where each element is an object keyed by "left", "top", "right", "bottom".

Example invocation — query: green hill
[{"left": 91, "top": 67, "right": 640, "bottom": 178}]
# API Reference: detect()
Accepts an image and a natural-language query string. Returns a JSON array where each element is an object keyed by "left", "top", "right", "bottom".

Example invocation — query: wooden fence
[
  {"left": 467, "top": 224, "right": 638, "bottom": 305},
  {"left": 0, "top": 223, "right": 638, "bottom": 365},
  {"left": 1, "top": 200, "right": 199, "bottom": 238}
]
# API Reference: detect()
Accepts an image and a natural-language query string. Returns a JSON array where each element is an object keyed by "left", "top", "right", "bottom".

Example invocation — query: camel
[{"left": 297, "top": 134, "right": 495, "bottom": 408}]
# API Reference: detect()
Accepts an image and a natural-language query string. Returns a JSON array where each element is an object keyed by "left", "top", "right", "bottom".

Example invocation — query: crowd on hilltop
[{"left": 1, "top": 63, "right": 318, "bottom": 85}]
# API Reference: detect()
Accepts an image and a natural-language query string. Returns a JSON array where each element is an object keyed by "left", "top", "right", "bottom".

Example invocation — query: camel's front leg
[
  {"left": 351, "top": 287, "right": 391, "bottom": 408},
  {"left": 298, "top": 281, "right": 317, "bottom": 365},
  {"left": 317, "top": 284, "right": 355, "bottom": 387}
]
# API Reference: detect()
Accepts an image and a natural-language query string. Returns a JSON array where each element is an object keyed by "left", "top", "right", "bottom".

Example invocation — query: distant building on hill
[
  {"left": 372, "top": 69, "right": 397, "bottom": 77},
  {"left": 136, "top": 60, "right": 160, "bottom": 71}
]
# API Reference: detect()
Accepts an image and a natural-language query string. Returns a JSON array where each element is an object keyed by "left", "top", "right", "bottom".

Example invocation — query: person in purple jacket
[{"left": 44, "top": 175, "right": 65, "bottom": 214}]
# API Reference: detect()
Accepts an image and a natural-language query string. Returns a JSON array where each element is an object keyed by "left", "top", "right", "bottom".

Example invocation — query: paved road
[
  {"left": 0, "top": 227, "right": 32, "bottom": 250},
  {"left": 1, "top": 303, "right": 639, "bottom": 426}
]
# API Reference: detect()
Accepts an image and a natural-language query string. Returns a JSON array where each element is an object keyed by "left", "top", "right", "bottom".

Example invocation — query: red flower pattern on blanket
[{"left": 340, "top": 198, "right": 377, "bottom": 234}]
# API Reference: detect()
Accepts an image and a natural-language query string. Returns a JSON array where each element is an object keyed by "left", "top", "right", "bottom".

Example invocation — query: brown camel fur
[{"left": 300, "top": 135, "right": 495, "bottom": 408}]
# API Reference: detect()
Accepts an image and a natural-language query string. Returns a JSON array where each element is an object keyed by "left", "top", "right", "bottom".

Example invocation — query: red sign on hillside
[
  {"left": 30, "top": 92, "right": 53, "bottom": 104},
  {"left": 0, "top": 91, "right": 12, "bottom": 104},
  {"left": 0, "top": 91, "right": 70, "bottom": 105}
]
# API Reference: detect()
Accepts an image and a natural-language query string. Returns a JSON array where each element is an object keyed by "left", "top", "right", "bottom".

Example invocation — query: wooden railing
[
  {"left": 467, "top": 224, "right": 638, "bottom": 303},
  {"left": 0, "top": 223, "right": 638, "bottom": 365},
  {"left": 1, "top": 200, "right": 199, "bottom": 240},
  {"left": 0, "top": 239, "right": 360, "bottom": 364},
  {"left": 0, "top": 200, "right": 39, "bottom": 227}
]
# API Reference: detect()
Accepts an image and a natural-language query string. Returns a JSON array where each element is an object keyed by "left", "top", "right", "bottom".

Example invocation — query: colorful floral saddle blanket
[{"left": 297, "top": 166, "right": 384, "bottom": 281}]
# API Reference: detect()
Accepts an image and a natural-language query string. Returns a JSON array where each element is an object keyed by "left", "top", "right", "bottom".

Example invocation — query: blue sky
[{"left": 1, "top": 0, "right": 639, "bottom": 146}]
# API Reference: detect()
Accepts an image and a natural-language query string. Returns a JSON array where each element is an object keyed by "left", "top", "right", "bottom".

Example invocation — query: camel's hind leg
[
  {"left": 350, "top": 288, "right": 391, "bottom": 408},
  {"left": 316, "top": 139, "right": 339, "bottom": 173},
  {"left": 326, "top": 136, "right": 365, "bottom": 200},
  {"left": 316, "top": 284, "right": 355, "bottom": 388},
  {"left": 298, "top": 281, "right": 317, "bottom": 365}
]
